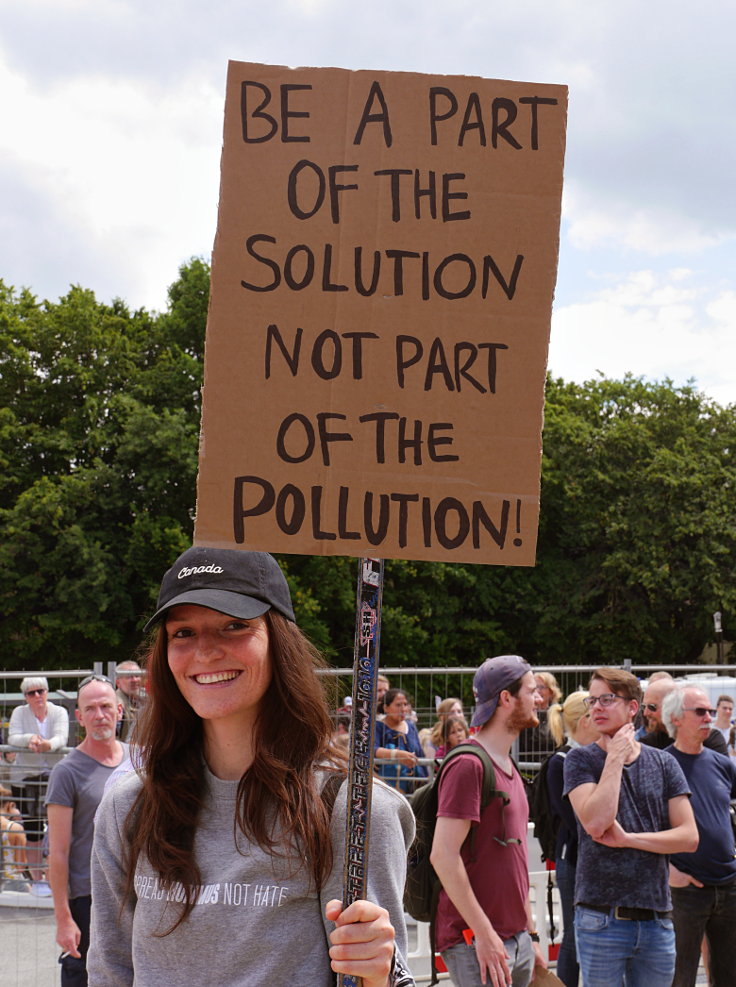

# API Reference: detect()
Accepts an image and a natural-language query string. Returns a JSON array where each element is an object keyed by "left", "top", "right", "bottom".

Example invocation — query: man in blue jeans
[
  {"left": 564, "top": 667, "right": 698, "bottom": 987},
  {"left": 662, "top": 683, "right": 736, "bottom": 987}
]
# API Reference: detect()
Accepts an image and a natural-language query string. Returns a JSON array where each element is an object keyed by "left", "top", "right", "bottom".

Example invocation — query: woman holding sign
[{"left": 88, "top": 546, "right": 415, "bottom": 987}]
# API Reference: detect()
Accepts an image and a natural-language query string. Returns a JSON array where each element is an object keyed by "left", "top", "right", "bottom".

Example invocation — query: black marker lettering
[
  {"left": 429, "top": 87, "right": 457, "bottom": 145},
  {"left": 265, "top": 323, "right": 302, "bottom": 378},
  {"left": 353, "top": 81, "right": 393, "bottom": 147},
  {"left": 240, "top": 82, "right": 277, "bottom": 143},
  {"left": 280, "top": 84, "right": 311, "bottom": 143},
  {"left": 519, "top": 96, "right": 559, "bottom": 149},
  {"left": 287, "top": 160, "right": 326, "bottom": 220},
  {"left": 276, "top": 413, "right": 315, "bottom": 463}
]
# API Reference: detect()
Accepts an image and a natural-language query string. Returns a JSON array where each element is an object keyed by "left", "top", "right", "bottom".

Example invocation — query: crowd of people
[
  {"left": 532, "top": 670, "right": 735, "bottom": 987},
  {"left": 2, "top": 553, "right": 735, "bottom": 987},
  {"left": 0, "top": 661, "right": 147, "bottom": 898}
]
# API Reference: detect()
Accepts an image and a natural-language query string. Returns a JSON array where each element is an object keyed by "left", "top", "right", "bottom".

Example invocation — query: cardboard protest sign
[{"left": 194, "top": 61, "right": 567, "bottom": 565}]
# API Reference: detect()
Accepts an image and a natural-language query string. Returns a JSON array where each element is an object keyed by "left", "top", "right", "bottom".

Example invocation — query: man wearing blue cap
[{"left": 430, "top": 655, "right": 546, "bottom": 987}]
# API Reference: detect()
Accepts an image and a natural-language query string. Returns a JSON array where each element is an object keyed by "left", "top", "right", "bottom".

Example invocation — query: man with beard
[
  {"left": 641, "top": 677, "right": 727, "bottom": 755},
  {"left": 564, "top": 668, "right": 698, "bottom": 987},
  {"left": 114, "top": 660, "right": 145, "bottom": 742},
  {"left": 46, "top": 677, "right": 128, "bottom": 986},
  {"left": 430, "top": 655, "right": 546, "bottom": 987}
]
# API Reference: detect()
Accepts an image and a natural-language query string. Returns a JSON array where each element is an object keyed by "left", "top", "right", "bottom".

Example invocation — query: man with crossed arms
[{"left": 564, "top": 667, "right": 698, "bottom": 987}]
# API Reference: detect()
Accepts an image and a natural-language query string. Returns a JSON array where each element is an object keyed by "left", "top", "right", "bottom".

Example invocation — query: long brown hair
[
  {"left": 440, "top": 714, "right": 469, "bottom": 750},
  {"left": 430, "top": 697, "right": 463, "bottom": 747},
  {"left": 125, "top": 609, "right": 344, "bottom": 931}
]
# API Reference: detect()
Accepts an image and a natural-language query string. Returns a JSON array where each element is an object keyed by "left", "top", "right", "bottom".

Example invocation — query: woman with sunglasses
[
  {"left": 8, "top": 676, "right": 69, "bottom": 882},
  {"left": 88, "top": 547, "right": 415, "bottom": 987}
]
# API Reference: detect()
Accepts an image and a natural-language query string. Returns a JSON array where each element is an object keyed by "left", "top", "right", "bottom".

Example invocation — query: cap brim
[{"left": 143, "top": 589, "right": 272, "bottom": 633}]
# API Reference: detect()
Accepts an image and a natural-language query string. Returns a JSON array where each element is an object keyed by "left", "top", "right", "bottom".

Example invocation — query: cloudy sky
[{"left": 2, "top": 0, "right": 734, "bottom": 405}]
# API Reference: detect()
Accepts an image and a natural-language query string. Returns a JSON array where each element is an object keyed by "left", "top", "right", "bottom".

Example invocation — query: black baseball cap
[{"left": 144, "top": 546, "right": 295, "bottom": 632}]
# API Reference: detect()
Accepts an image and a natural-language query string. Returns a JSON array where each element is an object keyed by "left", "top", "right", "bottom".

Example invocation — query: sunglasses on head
[{"left": 78, "top": 674, "right": 114, "bottom": 690}]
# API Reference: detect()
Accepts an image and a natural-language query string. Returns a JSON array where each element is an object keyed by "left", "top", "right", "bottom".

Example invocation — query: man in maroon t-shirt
[{"left": 430, "top": 655, "right": 546, "bottom": 987}]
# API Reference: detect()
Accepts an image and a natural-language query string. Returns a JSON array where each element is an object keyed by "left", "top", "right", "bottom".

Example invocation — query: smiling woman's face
[{"left": 166, "top": 605, "right": 272, "bottom": 731}]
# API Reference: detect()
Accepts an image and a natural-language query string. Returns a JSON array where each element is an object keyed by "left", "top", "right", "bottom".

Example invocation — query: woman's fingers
[{"left": 325, "top": 899, "right": 395, "bottom": 985}]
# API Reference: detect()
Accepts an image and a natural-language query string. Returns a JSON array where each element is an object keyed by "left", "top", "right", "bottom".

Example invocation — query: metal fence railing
[
  {"left": 3, "top": 660, "right": 734, "bottom": 986},
  {"left": 4, "top": 664, "right": 736, "bottom": 869}
]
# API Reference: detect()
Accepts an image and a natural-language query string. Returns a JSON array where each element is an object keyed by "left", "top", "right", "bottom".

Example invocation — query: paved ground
[
  {"left": 1, "top": 901, "right": 710, "bottom": 987},
  {"left": 2, "top": 905, "right": 58, "bottom": 987}
]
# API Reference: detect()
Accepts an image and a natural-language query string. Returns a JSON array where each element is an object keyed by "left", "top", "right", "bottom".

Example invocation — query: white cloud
[
  {"left": 563, "top": 182, "right": 728, "bottom": 256},
  {"left": 0, "top": 54, "right": 222, "bottom": 308},
  {"left": 549, "top": 269, "right": 736, "bottom": 406},
  {"left": 0, "top": 0, "right": 735, "bottom": 402}
]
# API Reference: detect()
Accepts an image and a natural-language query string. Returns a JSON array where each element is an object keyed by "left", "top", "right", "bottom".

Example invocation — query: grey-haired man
[
  {"left": 662, "top": 683, "right": 736, "bottom": 987},
  {"left": 430, "top": 655, "right": 546, "bottom": 987}
]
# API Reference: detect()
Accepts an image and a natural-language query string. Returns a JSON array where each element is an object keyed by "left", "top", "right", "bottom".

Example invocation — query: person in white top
[
  {"left": 713, "top": 695, "right": 733, "bottom": 746},
  {"left": 8, "top": 676, "right": 69, "bottom": 881}
]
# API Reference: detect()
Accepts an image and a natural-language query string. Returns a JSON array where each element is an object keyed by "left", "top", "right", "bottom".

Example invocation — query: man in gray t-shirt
[
  {"left": 46, "top": 677, "right": 127, "bottom": 987},
  {"left": 563, "top": 667, "right": 697, "bottom": 987}
]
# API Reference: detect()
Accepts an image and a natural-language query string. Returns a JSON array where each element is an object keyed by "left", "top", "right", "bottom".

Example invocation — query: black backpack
[
  {"left": 404, "top": 742, "right": 518, "bottom": 985},
  {"left": 528, "top": 744, "right": 570, "bottom": 862}
]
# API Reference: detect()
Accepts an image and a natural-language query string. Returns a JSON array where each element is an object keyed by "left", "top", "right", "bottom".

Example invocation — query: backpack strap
[
  {"left": 436, "top": 743, "right": 521, "bottom": 852},
  {"left": 427, "top": 743, "right": 521, "bottom": 983}
]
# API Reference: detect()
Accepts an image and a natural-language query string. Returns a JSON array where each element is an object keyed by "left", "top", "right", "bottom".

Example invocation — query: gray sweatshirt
[{"left": 88, "top": 767, "right": 415, "bottom": 986}]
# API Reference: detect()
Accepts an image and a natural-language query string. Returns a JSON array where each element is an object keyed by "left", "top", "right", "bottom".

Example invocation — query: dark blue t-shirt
[
  {"left": 666, "top": 745, "right": 736, "bottom": 885},
  {"left": 564, "top": 742, "right": 689, "bottom": 911}
]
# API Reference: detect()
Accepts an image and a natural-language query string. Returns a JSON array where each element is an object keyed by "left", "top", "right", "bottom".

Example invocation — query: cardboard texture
[
  {"left": 194, "top": 61, "right": 567, "bottom": 565},
  {"left": 530, "top": 967, "right": 565, "bottom": 986}
]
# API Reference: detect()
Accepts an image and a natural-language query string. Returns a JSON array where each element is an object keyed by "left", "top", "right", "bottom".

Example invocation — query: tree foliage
[
  {"left": 1, "top": 260, "right": 734, "bottom": 670},
  {"left": 527, "top": 375, "right": 736, "bottom": 663},
  {"left": 0, "top": 260, "right": 209, "bottom": 667}
]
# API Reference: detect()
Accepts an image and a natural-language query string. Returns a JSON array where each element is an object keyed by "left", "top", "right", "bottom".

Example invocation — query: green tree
[
  {"left": 2, "top": 257, "right": 734, "bottom": 671},
  {"left": 513, "top": 375, "right": 736, "bottom": 664},
  {"left": 288, "top": 376, "right": 736, "bottom": 671},
  {"left": 0, "top": 261, "right": 208, "bottom": 668}
]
